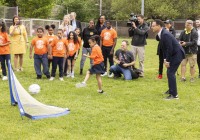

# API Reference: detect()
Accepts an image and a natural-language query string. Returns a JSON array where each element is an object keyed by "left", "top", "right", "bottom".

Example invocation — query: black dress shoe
[{"left": 164, "top": 90, "right": 170, "bottom": 94}]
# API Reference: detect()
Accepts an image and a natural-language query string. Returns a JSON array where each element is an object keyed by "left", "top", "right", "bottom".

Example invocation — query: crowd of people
[{"left": 0, "top": 12, "right": 200, "bottom": 98}]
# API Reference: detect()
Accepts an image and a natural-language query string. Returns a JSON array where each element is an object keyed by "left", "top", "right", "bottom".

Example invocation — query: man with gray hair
[
  {"left": 70, "top": 12, "right": 82, "bottom": 31},
  {"left": 195, "top": 19, "right": 200, "bottom": 78},
  {"left": 179, "top": 20, "right": 198, "bottom": 82}
]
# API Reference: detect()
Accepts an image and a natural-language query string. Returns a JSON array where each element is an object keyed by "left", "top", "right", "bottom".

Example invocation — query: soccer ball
[{"left": 28, "top": 84, "right": 40, "bottom": 94}]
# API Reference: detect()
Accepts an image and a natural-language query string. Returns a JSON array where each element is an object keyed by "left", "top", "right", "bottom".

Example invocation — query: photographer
[
  {"left": 109, "top": 40, "right": 136, "bottom": 80},
  {"left": 128, "top": 14, "right": 149, "bottom": 77}
]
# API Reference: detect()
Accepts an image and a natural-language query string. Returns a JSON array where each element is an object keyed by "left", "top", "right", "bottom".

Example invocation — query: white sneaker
[
  {"left": 59, "top": 77, "right": 64, "bottom": 81},
  {"left": 49, "top": 77, "right": 54, "bottom": 81},
  {"left": 101, "top": 72, "right": 107, "bottom": 77},
  {"left": 66, "top": 73, "right": 71, "bottom": 78},
  {"left": 108, "top": 73, "right": 114, "bottom": 78},
  {"left": 71, "top": 71, "right": 75, "bottom": 78},
  {"left": 76, "top": 82, "right": 86, "bottom": 88},
  {"left": 2, "top": 76, "right": 8, "bottom": 81}
]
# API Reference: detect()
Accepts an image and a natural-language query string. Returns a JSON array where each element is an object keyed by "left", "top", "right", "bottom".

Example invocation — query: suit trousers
[{"left": 167, "top": 61, "right": 181, "bottom": 97}]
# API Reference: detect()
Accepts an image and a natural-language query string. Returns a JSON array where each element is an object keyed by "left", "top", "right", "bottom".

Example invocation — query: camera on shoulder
[{"left": 127, "top": 13, "right": 139, "bottom": 27}]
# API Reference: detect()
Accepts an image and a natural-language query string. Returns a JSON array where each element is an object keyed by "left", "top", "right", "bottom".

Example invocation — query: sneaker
[
  {"left": 49, "top": 77, "right": 54, "bottom": 81},
  {"left": 108, "top": 73, "right": 114, "bottom": 78},
  {"left": 46, "top": 75, "right": 50, "bottom": 79},
  {"left": 37, "top": 75, "right": 42, "bottom": 79},
  {"left": 59, "top": 77, "right": 64, "bottom": 81},
  {"left": 71, "top": 73, "right": 75, "bottom": 78},
  {"left": 16, "top": 68, "right": 20, "bottom": 72},
  {"left": 66, "top": 73, "right": 71, "bottom": 78},
  {"left": 19, "top": 67, "right": 23, "bottom": 71},
  {"left": 76, "top": 82, "right": 86, "bottom": 88},
  {"left": 101, "top": 72, "right": 107, "bottom": 77},
  {"left": 157, "top": 74, "right": 162, "bottom": 79},
  {"left": 97, "top": 89, "right": 104, "bottom": 94},
  {"left": 181, "top": 77, "right": 186, "bottom": 82},
  {"left": 164, "top": 95, "right": 179, "bottom": 100},
  {"left": 2, "top": 76, "right": 8, "bottom": 81},
  {"left": 190, "top": 78, "right": 195, "bottom": 83}
]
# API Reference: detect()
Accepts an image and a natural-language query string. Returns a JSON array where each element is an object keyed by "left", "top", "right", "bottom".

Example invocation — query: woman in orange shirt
[
  {"left": 0, "top": 20, "right": 11, "bottom": 81},
  {"left": 66, "top": 31, "right": 79, "bottom": 78},
  {"left": 75, "top": 28, "right": 82, "bottom": 58},
  {"left": 76, "top": 35, "right": 105, "bottom": 93}
]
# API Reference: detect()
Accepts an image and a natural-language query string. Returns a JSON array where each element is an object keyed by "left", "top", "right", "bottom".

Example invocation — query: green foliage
[
  {"left": 16, "top": 0, "right": 55, "bottom": 18},
  {"left": 1, "top": 38, "right": 200, "bottom": 139}
]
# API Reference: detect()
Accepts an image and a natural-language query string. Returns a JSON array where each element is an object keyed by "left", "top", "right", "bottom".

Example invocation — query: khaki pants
[
  {"left": 181, "top": 54, "right": 197, "bottom": 67},
  {"left": 131, "top": 46, "right": 145, "bottom": 75}
]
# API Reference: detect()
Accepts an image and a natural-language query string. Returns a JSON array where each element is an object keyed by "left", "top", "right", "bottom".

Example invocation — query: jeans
[
  {"left": 80, "top": 47, "right": 93, "bottom": 69},
  {"left": 110, "top": 65, "right": 132, "bottom": 80},
  {"left": 0, "top": 54, "right": 10, "bottom": 76},
  {"left": 34, "top": 54, "right": 50, "bottom": 77},
  {"left": 51, "top": 56, "right": 64, "bottom": 77}
]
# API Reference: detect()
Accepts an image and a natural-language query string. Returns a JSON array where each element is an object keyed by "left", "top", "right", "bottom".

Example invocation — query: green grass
[{"left": 1, "top": 38, "right": 200, "bottom": 140}]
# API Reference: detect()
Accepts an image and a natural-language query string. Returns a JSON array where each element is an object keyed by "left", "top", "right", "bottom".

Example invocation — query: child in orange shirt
[
  {"left": 45, "top": 24, "right": 56, "bottom": 69},
  {"left": 30, "top": 27, "right": 50, "bottom": 79},
  {"left": 76, "top": 35, "right": 105, "bottom": 93},
  {"left": 66, "top": 31, "right": 79, "bottom": 78},
  {"left": 49, "top": 29, "right": 68, "bottom": 81},
  {"left": 0, "top": 20, "right": 11, "bottom": 81}
]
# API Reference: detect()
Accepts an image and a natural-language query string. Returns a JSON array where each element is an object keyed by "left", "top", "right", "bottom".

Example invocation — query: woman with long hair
[{"left": 9, "top": 15, "right": 28, "bottom": 71}]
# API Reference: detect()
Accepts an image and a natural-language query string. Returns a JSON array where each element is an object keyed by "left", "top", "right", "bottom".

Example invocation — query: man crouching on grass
[
  {"left": 109, "top": 40, "right": 136, "bottom": 80},
  {"left": 151, "top": 19, "right": 185, "bottom": 100}
]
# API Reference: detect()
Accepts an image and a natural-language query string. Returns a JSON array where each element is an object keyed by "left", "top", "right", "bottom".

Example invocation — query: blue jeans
[
  {"left": 34, "top": 54, "right": 50, "bottom": 77},
  {"left": 110, "top": 65, "right": 132, "bottom": 80},
  {"left": 0, "top": 54, "right": 10, "bottom": 76},
  {"left": 80, "top": 47, "right": 93, "bottom": 69}
]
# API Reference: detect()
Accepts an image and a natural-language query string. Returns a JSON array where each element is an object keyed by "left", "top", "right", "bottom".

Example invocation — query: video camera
[{"left": 127, "top": 13, "right": 139, "bottom": 27}]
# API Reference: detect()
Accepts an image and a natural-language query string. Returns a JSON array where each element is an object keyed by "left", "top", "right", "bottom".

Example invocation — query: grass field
[{"left": 1, "top": 38, "right": 200, "bottom": 140}]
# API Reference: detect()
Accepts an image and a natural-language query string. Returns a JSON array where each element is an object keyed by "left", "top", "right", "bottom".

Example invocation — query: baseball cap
[{"left": 164, "top": 20, "right": 172, "bottom": 24}]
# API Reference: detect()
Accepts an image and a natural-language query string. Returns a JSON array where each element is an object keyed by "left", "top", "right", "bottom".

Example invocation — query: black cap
[{"left": 164, "top": 20, "right": 172, "bottom": 24}]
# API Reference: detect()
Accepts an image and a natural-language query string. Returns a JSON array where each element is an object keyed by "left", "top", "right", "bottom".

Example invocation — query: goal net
[{"left": 7, "top": 61, "right": 70, "bottom": 120}]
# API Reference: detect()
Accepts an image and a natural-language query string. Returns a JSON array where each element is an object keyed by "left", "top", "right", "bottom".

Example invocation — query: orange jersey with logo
[
  {"left": 50, "top": 38, "right": 67, "bottom": 57},
  {"left": 66, "top": 39, "right": 79, "bottom": 56},
  {"left": 100, "top": 28, "right": 117, "bottom": 47},
  {"left": 90, "top": 45, "right": 104, "bottom": 65},
  {"left": 31, "top": 37, "right": 49, "bottom": 55},
  {"left": 45, "top": 35, "right": 56, "bottom": 44},
  {"left": 0, "top": 32, "right": 10, "bottom": 55}
]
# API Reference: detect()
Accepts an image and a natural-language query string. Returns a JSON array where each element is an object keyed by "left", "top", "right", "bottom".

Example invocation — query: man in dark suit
[
  {"left": 70, "top": 12, "right": 82, "bottom": 31},
  {"left": 151, "top": 19, "right": 185, "bottom": 100}
]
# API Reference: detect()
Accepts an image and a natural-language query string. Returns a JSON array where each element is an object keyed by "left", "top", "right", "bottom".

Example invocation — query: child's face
[
  {"left": 57, "top": 31, "right": 63, "bottom": 38},
  {"left": 69, "top": 33, "right": 74, "bottom": 39},
  {"left": 75, "top": 30, "right": 80, "bottom": 35},
  {"left": 48, "top": 28, "right": 54, "bottom": 35},
  {"left": 88, "top": 39, "right": 96, "bottom": 48},
  {"left": 37, "top": 29, "right": 44, "bottom": 38}
]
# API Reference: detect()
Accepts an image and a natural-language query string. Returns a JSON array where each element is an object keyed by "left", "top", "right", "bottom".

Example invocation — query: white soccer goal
[{"left": 8, "top": 61, "right": 70, "bottom": 120}]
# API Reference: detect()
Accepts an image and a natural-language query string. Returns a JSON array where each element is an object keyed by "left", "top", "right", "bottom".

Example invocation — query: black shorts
[
  {"left": 89, "top": 62, "right": 105, "bottom": 74},
  {"left": 67, "top": 54, "right": 76, "bottom": 60}
]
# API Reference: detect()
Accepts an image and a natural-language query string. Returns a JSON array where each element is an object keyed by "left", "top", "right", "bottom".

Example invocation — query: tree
[{"left": 17, "top": 0, "right": 55, "bottom": 18}]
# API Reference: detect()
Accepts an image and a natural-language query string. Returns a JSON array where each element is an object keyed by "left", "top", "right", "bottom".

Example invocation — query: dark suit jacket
[
  {"left": 71, "top": 20, "right": 82, "bottom": 31},
  {"left": 160, "top": 28, "right": 185, "bottom": 64}
]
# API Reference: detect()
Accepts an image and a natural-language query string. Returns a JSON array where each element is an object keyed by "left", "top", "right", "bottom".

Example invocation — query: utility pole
[
  {"left": 100, "top": 0, "right": 102, "bottom": 16},
  {"left": 141, "top": 0, "right": 144, "bottom": 15}
]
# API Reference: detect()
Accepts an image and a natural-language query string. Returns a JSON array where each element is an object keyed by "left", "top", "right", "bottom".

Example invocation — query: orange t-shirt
[
  {"left": 89, "top": 45, "right": 104, "bottom": 65},
  {"left": 0, "top": 32, "right": 10, "bottom": 55},
  {"left": 100, "top": 28, "right": 117, "bottom": 47},
  {"left": 66, "top": 39, "right": 79, "bottom": 56},
  {"left": 45, "top": 35, "right": 56, "bottom": 43},
  {"left": 50, "top": 38, "right": 67, "bottom": 57},
  {"left": 31, "top": 37, "right": 49, "bottom": 55}
]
